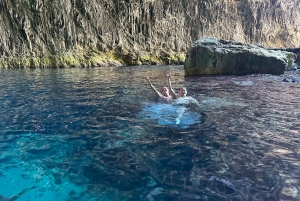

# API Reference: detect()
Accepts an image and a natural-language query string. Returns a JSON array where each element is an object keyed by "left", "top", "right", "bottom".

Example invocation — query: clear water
[{"left": 0, "top": 66, "right": 300, "bottom": 200}]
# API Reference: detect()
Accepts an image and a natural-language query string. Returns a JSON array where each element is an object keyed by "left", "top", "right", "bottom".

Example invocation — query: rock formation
[
  {"left": 0, "top": 0, "right": 300, "bottom": 68},
  {"left": 184, "top": 38, "right": 296, "bottom": 75}
]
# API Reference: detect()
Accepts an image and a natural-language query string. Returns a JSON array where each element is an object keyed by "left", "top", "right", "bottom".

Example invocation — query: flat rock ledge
[{"left": 184, "top": 38, "right": 296, "bottom": 76}]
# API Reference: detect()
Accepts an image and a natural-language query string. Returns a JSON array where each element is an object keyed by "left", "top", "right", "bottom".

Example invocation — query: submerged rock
[
  {"left": 285, "top": 63, "right": 299, "bottom": 71},
  {"left": 283, "top": 75, "right": 300, "bottom": 83},
  {"left": 184, "top": 38, "right": 296, "bottom": 76},
  {"left": 206, "top": 176, "right": 236, "bottom": 195},
  {"left": 138, "top": 97, "right": 203, "bottom": 129}
]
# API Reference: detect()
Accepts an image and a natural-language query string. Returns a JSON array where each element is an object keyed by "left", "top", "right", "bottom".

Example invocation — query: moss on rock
[{"left": 0, "top": 47, "right": 125, "bottom": 68}]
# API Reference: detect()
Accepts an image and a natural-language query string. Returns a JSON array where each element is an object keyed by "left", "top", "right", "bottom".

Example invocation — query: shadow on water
[{"left": 0, "top": 67, "right": 300, "bottom": 200}]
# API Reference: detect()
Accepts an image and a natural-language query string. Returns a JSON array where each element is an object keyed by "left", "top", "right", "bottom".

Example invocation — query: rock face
[
  {"left": 0, "top": 0, "right": 300, "bottom": 67},
  {"left": 184, "top": 38, "right": 296, "bottom": 75}
]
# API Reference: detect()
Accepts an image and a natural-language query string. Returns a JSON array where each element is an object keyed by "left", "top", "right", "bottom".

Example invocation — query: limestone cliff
[{"left": 0, "top": 0, "right": 299, "bottom": 67}]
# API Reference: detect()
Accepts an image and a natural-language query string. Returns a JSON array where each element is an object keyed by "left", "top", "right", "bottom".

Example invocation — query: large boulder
[{"left": 184, "top": 38, "right": 296, "bottom": 76}]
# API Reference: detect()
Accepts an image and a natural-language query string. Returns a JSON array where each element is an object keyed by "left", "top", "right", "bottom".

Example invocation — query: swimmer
[
  {"left": 145, "top": 76, "right": 172, "bottom": 100},
  {"left": 166, "top": 71, "right": 187, "bottom": 99}
]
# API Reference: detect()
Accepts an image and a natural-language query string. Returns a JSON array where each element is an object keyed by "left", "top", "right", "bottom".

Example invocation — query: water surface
[{"left": 0, "top": 66, "right": 300, "bottom": 200}]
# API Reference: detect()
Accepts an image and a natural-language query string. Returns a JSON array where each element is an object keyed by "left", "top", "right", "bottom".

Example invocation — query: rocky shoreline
[{"left": 0, "top": 49, "right": 185, "bottom": 68}]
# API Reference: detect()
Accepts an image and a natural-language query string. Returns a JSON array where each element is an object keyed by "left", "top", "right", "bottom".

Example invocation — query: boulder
[{"left": 184, "top": 38, "right": 296, "bottom": 76}]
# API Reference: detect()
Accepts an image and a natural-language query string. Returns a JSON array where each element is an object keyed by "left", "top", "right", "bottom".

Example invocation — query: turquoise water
[{"left": 0, "top": 66, "right": 300, "bottom": 200}]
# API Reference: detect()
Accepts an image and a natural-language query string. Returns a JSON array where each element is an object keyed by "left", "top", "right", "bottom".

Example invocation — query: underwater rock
[
  {"left": 233, "top": 80, "right": 254, "bottom": 86},
  {"left": 184, "top": 38, "right": 296, "bottom": 76},
  {"left": 146, "top": 187, "right": 163, "bottom": 201},
  {"left": 84, "top": 163, "right": 150, "bottom": 191},
  {"left": 206, "top": 176, "right": 236, "bottom": 195},
  {"left": 138, "top": 102, "right": 202, "bottom": 129},
  {"left": 84, "top": 147, "right": 151, "bottom": 191},
  {"left": 283, "top": 75, "right": 300, "bottom": 83},
  {"left": 285, "top": 63, "right": 299, "bottom": 71}
]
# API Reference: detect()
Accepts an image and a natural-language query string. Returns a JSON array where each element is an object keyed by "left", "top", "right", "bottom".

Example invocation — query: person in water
[
  {"left": 166, "top": 71, "right": 187, "bottom": 99},
  {"left": 145, "top": 76, "right": 172, "bottom": 100}
]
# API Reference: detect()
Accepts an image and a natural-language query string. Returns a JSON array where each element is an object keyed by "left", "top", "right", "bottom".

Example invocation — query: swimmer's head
[
  {"left": 161, "top": 87, "right": 170, "bottom": 97},
  {"left": 179, "top": 87, "right": 187, "bottom": 97}
]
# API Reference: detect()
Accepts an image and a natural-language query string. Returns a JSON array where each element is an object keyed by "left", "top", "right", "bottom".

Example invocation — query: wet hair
[
  {"left": 180, "top": 87, "right": 187, "bottom": 92},
  {"left": 180, "top": 87, "right": 187, "bottom": 96}
]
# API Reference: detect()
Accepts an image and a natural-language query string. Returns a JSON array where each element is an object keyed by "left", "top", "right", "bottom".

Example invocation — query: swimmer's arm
[
  {"left": 145, "top": 77, "right": 164, "bottom": 98},
  {"left": 166, "top": 71, "right": 178, "bottom": 99}
]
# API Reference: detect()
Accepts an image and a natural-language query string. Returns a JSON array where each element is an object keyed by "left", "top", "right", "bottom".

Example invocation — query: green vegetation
[
  {"left": 0, "top": 50, "right": 121, "bottom": 68},
  {"left": 286, "top": 52, "right": 296, "bottom": 68},
  {"left": 0, "top": 47, "right": 186, "bottom": 68}
]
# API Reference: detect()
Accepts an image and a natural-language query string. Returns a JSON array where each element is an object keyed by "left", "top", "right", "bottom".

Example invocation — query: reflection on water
[{"left": 0, "top": 66, "right": 300, "bottom": 200}]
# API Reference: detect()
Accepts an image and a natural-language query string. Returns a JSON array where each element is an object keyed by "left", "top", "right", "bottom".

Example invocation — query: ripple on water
[{"left": 1, "top": 67, "right": 300, "bottom": 200}]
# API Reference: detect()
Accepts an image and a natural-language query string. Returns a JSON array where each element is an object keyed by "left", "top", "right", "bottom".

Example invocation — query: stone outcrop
[
  {"left": 0, "top": 0, "right": 300, "bottom": 67},
  {"left": 184, "top": 38, "right": 296, "bottom": 75}
]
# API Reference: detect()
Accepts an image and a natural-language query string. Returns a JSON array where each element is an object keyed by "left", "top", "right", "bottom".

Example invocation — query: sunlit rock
[
  {"left": 1, "top": 1, "right": 300, "bottom": 67},
  {"left": 184, "top": 38, "right": 296, "bottom": 76}
]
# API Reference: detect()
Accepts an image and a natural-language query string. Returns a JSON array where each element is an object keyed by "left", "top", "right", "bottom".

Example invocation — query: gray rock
[
  {"left": 286, "top": 63, "right": 299, "bottom": 71},
  {"left": 184, "top": 38, "right": 296, "bottom": 76},
  {"left": 283, "top": 76, "right": 300, "bottom": 83}
]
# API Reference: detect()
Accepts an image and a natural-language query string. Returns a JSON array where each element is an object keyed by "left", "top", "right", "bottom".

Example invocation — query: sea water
[{"left": 0, "top": 66, "right": 300, "bottom": 200}]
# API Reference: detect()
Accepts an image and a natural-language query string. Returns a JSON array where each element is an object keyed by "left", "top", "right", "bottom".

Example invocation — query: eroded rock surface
[
  {"left": 184, "top": 38, "right": 296, "bottom": 75},
  {"left": 0, "top": 0, "right": 300, "bottom": 67}
]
